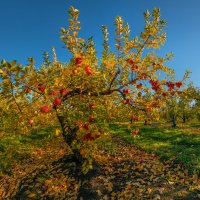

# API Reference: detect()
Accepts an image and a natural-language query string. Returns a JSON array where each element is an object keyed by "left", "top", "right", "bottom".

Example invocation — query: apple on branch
[
  {"left": 49, "top": 90, "right": 59, "bottom": 96},
  {"left": 75, "top": 57, "right": 82, "bottom": 65},
  {"left": 40, "top": 106, "right": 51, "bottom": 113},
  {"left": 54, "top": 97, "right": 61, "bottom": 106},
  {"left": 85, "top": 65, "right": 93, "bottom": 75},
  {"left": 38, "top": 84, "right": 45, "bottom": 92},
  {"left": 28, "top": 119, "right": 34, "bottom": 125},
  {"left": 60, "top": 88, "right": 68, "bottom": 96},
  {"left": 72, "top": 69, "right": 78, "bottom": 75}
]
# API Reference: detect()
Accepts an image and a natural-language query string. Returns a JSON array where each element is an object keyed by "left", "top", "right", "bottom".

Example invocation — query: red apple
[
  {"left": 170, "top": 91, "right": 175, "bottom": 96},
  {"left": 126, "top": 99, "right": 131, "bottom": 104},
  {"left": 25, "top": 88, "right": 31, "bottom": 93},
  {"left": 72, "top": 69, "right": 77, "bottom": 75},
  {"left": 132, "top": 128, "right": 139, "bottom": 135},
  {"left": 177, "top": 91, "right": 182, "bottom": 95},
  {"left": 126, "top": 58, "right": 134, "bottom": 65},
  {"left": 85, "top": 65, "right": 90, "bottom": 70},
  {"left": 88, "top": 116, "right": 95, "bottom": 122},
  {"left": 136, "top": 83, "right": 143, "bottom": 89},
  {"left": 28, "top": 119, "right": 34, "bottom": 125},
  {"left": 131, "top": 65, "right": 139, "bottom": 71},
  {"left": 38, "top": 84, "right": 45, "bottom": 92},
  {"left": 60, "top": 88, "right": 67, "bottom": 96},
  {"left": 83, "top": 123, "right": 90, "bottom": 130},
  {"left": 130, "top": 114, "right": 139, "bottom": 121},
  {"left": 89, "top": 103, "right": 96, "bottom": 109},
  {"left": 86, "top": 69, "right": 93, "bottom": 75},
  {"left": 40, "top": 106, "right": 51, "bottom": 113},
  {"left": 122, "top": 99, "right": 126, "bottom": 104},
  {"left": 85, "top": 65, "right": 93, "bottom": 75},
  {"left": 175, "top": 81, "right": 182, "bottom": 88},
  {"left": 123, "top": 89, "right": 130, "bottom": 94},
  {"left": 75, "top": 57, "right": 82, "bottom": 65},
  {"left": 130, "top": 114, "right": 135, "bottom": 120},
  {"left": 166, "top": 82, "right": 175, "bottom": 90},
  {"left": 49, "top": 90, "right": 59, "bottom": 96},
  {"left": 83, "top": 132, "right": 94, "bottom": 141},
  {"left": 54, "top": 97, "right": 61, "bottom": 106},
  {"left": 162, "top": 92, "right": 167, "bottom": 97}
]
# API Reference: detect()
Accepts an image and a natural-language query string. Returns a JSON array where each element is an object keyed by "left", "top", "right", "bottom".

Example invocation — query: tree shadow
[
  {"left": 11, "top": 152, "right": 200, "bottom": 200},
  {"left": 109, "top": 124, "right": 200, "bottom": 174},
  {"left": 12, "top": 155, "right": 103, "bottom": 200}
]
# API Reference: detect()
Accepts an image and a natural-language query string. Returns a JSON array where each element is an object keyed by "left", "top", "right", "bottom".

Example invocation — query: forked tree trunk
[{"left": 57, "top": 115, "right": 83, "bottom": 165}]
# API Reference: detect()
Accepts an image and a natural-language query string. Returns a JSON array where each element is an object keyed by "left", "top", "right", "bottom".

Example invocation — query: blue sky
[{"left": 0, "top": 0, "right": 199, "bottom": 86}]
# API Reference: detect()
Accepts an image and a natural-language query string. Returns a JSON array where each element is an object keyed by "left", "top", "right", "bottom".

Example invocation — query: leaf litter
[{"left": 0, "top": 135, "right": 200, "bottom": 199}]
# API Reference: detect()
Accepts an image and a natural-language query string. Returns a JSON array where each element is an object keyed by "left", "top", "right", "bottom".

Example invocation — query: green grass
[
  {"left": 0, "top": 126, "right": 57, "bottom": 174},
  {"left": 109, "top": 123, "right": 200, "bottom": 175},
  {"left": 1, "top": 123, "right": 200, "bottom": 176},
  {"left": 191, "top": 124, "right": 200, "bottom": 128}
]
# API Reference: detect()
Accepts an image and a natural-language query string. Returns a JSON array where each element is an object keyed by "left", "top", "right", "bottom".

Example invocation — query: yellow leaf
[
  {"left": 147, "top": 188, "right": 152, "bottom": 194},
  {"left": 107, "top": 182, "right": 113, "bottom": 192},
  {"left": 45, "top": 179, "right": 52, "bottom": 185},
  {"left": 27, "top": 192, "right": 36, "bottom": 198},
  {"left": 55, "top": 128, "right": 61, "bottom": 136},
  {"left": 111, "top": 192, "right": 116, "bottom": 196}
]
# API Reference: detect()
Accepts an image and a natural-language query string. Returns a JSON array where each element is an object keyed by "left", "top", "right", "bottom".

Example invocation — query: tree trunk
[
  {"left": 172, "top": 115, "right": 177, "bottom": 128},
  {"left": 57, "top": 114, "right": 83, "bottom": 164},
  {"left": 182, "top": 114, "right": 186, "bottom": 123}
]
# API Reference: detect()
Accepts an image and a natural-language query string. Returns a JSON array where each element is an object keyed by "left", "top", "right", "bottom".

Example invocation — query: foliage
[
  {"left": 161, "top": 81, "right": 200, "bottom": 126},
  {"left": 0, "top": 6, "right": 185, "bottom": 173}
]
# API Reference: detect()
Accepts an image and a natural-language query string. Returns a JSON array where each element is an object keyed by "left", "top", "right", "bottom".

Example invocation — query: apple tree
[{"left": 0, "top": 7, "right": 184, "bottom": 173}]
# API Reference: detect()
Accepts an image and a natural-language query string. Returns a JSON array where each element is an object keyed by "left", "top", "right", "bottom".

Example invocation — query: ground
[{"left": 0, "top": 124, "right": 200, "bottom": 199}]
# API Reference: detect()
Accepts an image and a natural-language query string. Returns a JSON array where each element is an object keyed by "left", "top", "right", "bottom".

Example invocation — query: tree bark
[
  {"left": 183, "top": 115, "right": 186, "bottom": 123},
  {"left": 172, "top": 115, "right": 177, "bottom": 128},
  {"left": 57, "top": 114, "right": 83, "bottom": 164}
]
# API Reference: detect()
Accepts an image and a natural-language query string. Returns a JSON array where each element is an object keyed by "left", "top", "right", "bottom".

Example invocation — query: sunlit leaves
[{"left": 0, "top": 6, "right": 187, "bottom": 174}]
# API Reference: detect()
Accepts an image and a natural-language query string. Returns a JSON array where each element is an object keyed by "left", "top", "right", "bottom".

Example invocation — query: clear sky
[{"left": 0, "top": 0, "right": 199, "bottom": 86}]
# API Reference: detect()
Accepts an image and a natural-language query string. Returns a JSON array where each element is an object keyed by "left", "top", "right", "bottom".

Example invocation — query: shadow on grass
[
  {"left": 19, "top": 130, "right": 51, "bottom": 143},
  {"left": 190, "top": 124, "right": 200, "bottom": 128},
  {"left": 12, "top": 149, "right": 200, "bottom": 200},
  {"left": 12, "top": 155, "right": 103, "bottom": 200},
  {"left": 109, "top": 123, "right": 200, "bottom": 175},
  {"left": 0, "top": 126, "right": 57, "bottom": 174}
]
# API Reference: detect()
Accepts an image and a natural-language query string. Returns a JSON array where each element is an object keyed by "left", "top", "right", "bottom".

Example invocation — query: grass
[
  {"left": 109, "top": 123, "right": 200, "bottom": 175},
  {"left": 1, "top": 122, "right": 200, "bottom": 176},
  {"left": 0, "top": 126, "right": 57, "bottom": 174}
]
